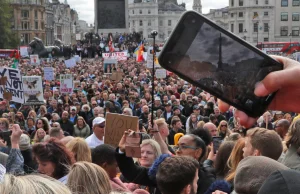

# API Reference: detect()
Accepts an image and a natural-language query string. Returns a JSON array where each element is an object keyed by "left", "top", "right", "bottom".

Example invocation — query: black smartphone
[
  {"left": 159, "top": 11, "right": 283, "bottom": 118},
  {"left": 0, "top": 130, "right": 12, "bottom": 147},
  {"left": 212, "top": 136, "right": 223, "bottom": 154}
]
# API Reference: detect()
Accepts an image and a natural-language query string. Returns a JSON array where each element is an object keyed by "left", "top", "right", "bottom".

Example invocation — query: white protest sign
[
  {"left": 65, "top": 58, "right": 76, "bottom": 68},
  {"left": 102, "top": 51, "right": 128, "bottom": 61},
  {"left": 30, "top": 55, "right": 40, "bottom": 65},
  {"left": 155, "top": 69, "right": 167, "bottom": 79},
  {"left": 147, "top": 53, "right": 161, "bottom": 68},
  {"left": 20, "top": 46, "right": 29, "bottom": 57},
  {"left": 76, "top": 34, "right": 81, "bottom": 40},
  {"left": 22, "top": 76, "right": 44, "bottom": 105},
  {"left": 74, "top": 55, "right": 81, "bottom": 63},
  {"left": 44, "top": 67, "right": 54, "bottom": 81},
  {"left": 0, "top": 67, "right": 24, "bottom": 103},
  {"left": 60, "top": 74, "right": 73, "bottom": 94}
]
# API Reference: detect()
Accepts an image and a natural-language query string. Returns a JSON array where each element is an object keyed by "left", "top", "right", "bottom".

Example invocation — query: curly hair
[{"left": 32, "top": 138, "right": 75, "bottom": 179}]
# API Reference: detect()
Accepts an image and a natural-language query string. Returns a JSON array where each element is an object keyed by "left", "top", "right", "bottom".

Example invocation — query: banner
[
  {"left": 44, "top": 67, "right": 54, "bottom": 81},
  {"left": 76, "top": 34, "right": 81, "bottom": 40},
  {"left": 74, "top": 55, "right": 81, "bottom": 63},
  {"left": 22, "top": 76, "right": 44, "bottom": 105},
  {"left": 60, "top": 74, "right": 73, "bottom": 94},
  {"left": 146, "top": 53, "right": 161, "bottom": 68},
  {"left": 30, "top": 55, "right": 40, "bottom": 65},
  {"left": 65, "top": 58, "right": 76, "bottom": 68},
  {"left": 102, "top": 51, "right": 128, "bottom": 61},
  {"left": 0, "top": 67, "right": 24, "bottom": 103},
  {"left": 20, "top": 46, "right": 29, "bottom": 57},
  {"left": 155, "top": 69, "right": 167, "bottom": 78}
]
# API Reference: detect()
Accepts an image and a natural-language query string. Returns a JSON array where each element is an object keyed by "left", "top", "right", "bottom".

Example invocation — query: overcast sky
[{"left": 66, "top": 0, "right": 228, "bottom": 25}]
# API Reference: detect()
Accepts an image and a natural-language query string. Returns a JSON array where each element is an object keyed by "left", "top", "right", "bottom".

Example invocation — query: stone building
[
  {"left": 193, "top": 0, "right": 202, "bottom": 14},
  {"left": 10, "top": 0, "right": 46, "bottom": 45},
  {"left": 128, "top": 0, "right": 186, "bottom": 42}
]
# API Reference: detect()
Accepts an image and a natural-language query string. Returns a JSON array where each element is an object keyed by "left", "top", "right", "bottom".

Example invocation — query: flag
[
  {"left": 135, "top": 41, "right": 144, "bottom": 62},
  {"left": 253, "top": 12, "right": 259, "bottom": 19},
  {"left": 9, "top": 50, "right": 20, "bottom": 59},
  {"left": 12, "top": 59, "right": 19, "bottom": 69}
]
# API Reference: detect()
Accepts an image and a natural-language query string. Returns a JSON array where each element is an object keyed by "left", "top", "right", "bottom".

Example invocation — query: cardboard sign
[
  {"left": 60, "top": 74, "right": 73, "bottom": 94},
  {"left": 3, "top": 91, "right": 12, "bottom": 101},
  {"left": 30, "top": 55, "right": 40, "bottom": 65},
  {"left": 102, "top": 51, "right": 128, "bottom": 61},
  {"left": 0, "top": 67, "right": 24, "bottom": 103},
  {"left": 65, "top": 58, "right": 76, "bottom": 68},
  {"left": 22, "top": 76, "right": 44, "bottom": 105},
  {"left": 111, "top": 72, "right": 123, "bottom": 81},
  {"left": 104, "top": 113, "right": 138, "bottom": 148},
  {"left": 155, "top": 69, "right": 167, "bottom": 79},
  {"left": 44, "top": 67, "right": 54, "bottom": 81},
  {"left": 0, "top": 77, "right": 7, "bottom": 85},
  {"left": 104, "top": 59, "right": 118, "bottom": 74},
  {"left": 20, "top": 46, "right": 29, "bottom": 57},
  {"left": 125, "top": 132, "right": 141, "bottom": 158}
]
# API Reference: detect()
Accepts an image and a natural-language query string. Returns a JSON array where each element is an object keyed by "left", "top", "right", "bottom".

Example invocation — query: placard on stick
[{"left": 104, "top": 113, "right": 138, "bottom": 148}]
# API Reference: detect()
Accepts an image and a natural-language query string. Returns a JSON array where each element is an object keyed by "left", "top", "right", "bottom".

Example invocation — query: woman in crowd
[
  {"left": 187, "top": 113, "right": 198, "bottom": 134},
  {"left": 66, "top": 137, "right": 92, "bottom": 162},
  {"left": 0, "top": 118, "right": 9, "bottom": 132},
  {"left": 217, "top": 120, "right": 231, "bottom": 140},
  {"left": 32, "top": 138, "right": 75, "bottom": 183},
  {"left": 35, "top": 118, "right": 51, "bottom": 134},
  {"left": 37, "top": 105, "right": 47, "bottom": 118},
  {"left": 281, "top": 119, "right": 300, "bottom": 170},
  {"left": 27, "top": 110, "right": 37, "bottom": 121},
  {"left": 138, "top": 139, "right": 162, "bottom": 168},
  {"left": 25, "top": 118, "right": 35, "bottom": 135},
  {"left": 15, "top": 112, "right": 26, "bottom": 128},
  {"left": 284, "top": 113, "right": 293, "bottom": 123},
  {"left": 225, "top": 138, "right": 245, "bottom": 184},
  {"left": 81, "top": 104, "right": 93, "bottom": 122},
  {"left": 214, "top": 141, "right": 235, "bottom": 180},
  {"left": 67, "top": 161, "right": 112, "bottom": 194},
  {"left": 73, "top": 116, "right": 90, "bottom": 138},
  {"left": 33, "top": 128, "right": 46, "bottom": 143}
]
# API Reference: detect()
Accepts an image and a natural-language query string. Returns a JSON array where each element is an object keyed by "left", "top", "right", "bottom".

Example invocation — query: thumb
[{"left": 254, "top": 67, "right": 300, "bottom": 97}]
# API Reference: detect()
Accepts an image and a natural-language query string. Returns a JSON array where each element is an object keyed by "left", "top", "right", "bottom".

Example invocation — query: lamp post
[
  {"left": 150, "top": 30, "right": 158, "bottom": 127},
  {"left": 256, "top": 21, "right": 259, "bottom": 47}
]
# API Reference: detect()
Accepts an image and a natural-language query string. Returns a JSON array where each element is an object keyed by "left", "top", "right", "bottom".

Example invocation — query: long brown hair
[
  {"left": 225, "top": 138, "right": 245, "bottom": 183},
  {"left": 285, "top": 119, "right": 300, "bottom": 156}
]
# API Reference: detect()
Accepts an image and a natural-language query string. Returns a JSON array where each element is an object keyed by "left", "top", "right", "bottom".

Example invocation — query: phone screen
[
  {"left": 159, "top": 11, "right": 283, "bottom": 117},
  {"left": 212, "top": 136, "right": 223, "bottom": 154}
]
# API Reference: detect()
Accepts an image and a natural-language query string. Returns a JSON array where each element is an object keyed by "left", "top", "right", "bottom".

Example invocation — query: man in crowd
[
  {"left": 58, "top": 111, "right": 74, "bottom": 136},
  {"left": 69, "top": 106, "right": 78, "bottom": 124},
  {"left": 49, "top": 127, "right": 65, "bottom": 140},
  {"left": 203, "top": 122, "right": 217, "bottom": 137},
  {"left": 168, "top": 118, "right": 186, "bottom": 145},
  {"left": 86, "top": 117, "right": 105, "bottom": 148},
  {"left": 275, "top": 119, "right": 290, "bottom": 139}
]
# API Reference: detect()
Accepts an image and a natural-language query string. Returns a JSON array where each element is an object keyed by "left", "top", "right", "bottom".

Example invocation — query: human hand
[
  {"left": 207, "top": 144, "right": 217, "bottom": 163},
  {"left": 0, "top": 139, "right": 7, "bottom": 147},
  {"left": 10, "top": 124, "right": 23, "bottom": 149},
  {"left": 118, "top": 130, "right": 130, "bottom": 153},
  {"left": 219, "top": 56, "right": 300, "bottom": 128}
]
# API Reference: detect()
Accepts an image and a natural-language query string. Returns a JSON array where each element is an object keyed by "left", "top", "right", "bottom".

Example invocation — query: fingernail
[{"left": 254, "top": 82, "right": 266, "bottom": 96}]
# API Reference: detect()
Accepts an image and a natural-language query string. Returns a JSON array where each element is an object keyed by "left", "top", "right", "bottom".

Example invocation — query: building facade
[
  {"left": 193, "top": 0, "right": 202, "bottom": 13},
  {"left": 128, "top": 0, "right": 186, "bottom": 42},
  {"left": 10, "top": 0, "right": 46, "bottom": 45}
]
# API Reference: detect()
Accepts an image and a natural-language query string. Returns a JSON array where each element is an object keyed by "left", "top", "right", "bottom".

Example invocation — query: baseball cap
[
  {"left": 155, "top": 97, "right": 161, "bottom": 101},
  {"left": 193, "top": 105, "right": 200, "bottom": 110},
  {"left": 165, "top": 102, "right": 172, "bottom": 106},
  {"left": 173, "top": 106, "right": 180, "bottom": 111},
  {"left": 71, "top": 106, "right": 77, "bottom": 111},
  {"left": 93, "top": 117, "right": 105, "bottom": 127}
]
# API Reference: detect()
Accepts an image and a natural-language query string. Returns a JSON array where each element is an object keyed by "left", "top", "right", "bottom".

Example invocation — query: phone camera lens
[{"left": 192, "top": 19, "right": 196, "bottom": 24}]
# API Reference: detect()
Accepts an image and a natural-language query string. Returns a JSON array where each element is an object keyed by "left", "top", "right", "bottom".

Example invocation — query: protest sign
[
  {"left": 111, "top": 72, "right": 123, "bottom": 81},
  {"left": 147, "top": 53, "right": 161, "bottom": 68},
  {"left": 0, "top": 67, "right": 24, "bottom": 103},
  {"left": 20, "top": 46, "right": 29, "bottom": 57},
  {"left": 74, "top": 55, "right": 81, "bottom": 63},
  {"left": 104, "top": 113, "right": 138, "bottom": 148},
  {"left": 102, "top": 51, "right": 128, "bottom": 61},
  {"left": 104, "top": 59, "right": 118, "bottom": 74},
  {"left": 30, "top": 55, "right": 40, "bottom": 65},
  {"left": 65, "top": 58, "right": 76, "bottom": 68},
  {"left": 60, "top": 74, "right": 73, "bottom": 94},
  {"left": 22, "top": 76, "right": 44, "bottom": 105},
  {"left": 155, "top": 69, "right": 167, "bottom": 79},
  {"left": 44, "top": 67, "right": 54, "bottom": 81}
]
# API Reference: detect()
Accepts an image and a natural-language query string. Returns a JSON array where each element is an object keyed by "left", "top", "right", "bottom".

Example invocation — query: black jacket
[
  {"left": 116, "top": 148, "right": 216, "bottom": 194},
  {"left": 58, "top": 119, "right": 74, "bottom": 135}
]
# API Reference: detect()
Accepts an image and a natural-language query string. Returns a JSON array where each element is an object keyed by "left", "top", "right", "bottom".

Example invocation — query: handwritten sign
[
  {"left": 60, "top": 74, "right": 73, "bottom": 94},
  {"left": 0, "top": 67, "right": 24, "bottom": 103},
  {"left": 155, "top": 69, "right": 167, "bottom": 79},
  {"left": 104, "top": 113, "right": 138, "bottom": 148},
  {"left": 44, "top": 67, "right": 54, "bottom": 81},
  {"left": 111, "top": 72, "right": 123, "bottom": 82},
  {"left": 102, "top": 51, "right": 128, "bottom": 61},
  {"left": 30, "top": 55, "right": 40, "bottom": 65},
  {"left": 22, "top": 76, "right": 44, "bottom": 105},
  {"left": 65, "top": 58, "right": 76, "bottom": 68}
]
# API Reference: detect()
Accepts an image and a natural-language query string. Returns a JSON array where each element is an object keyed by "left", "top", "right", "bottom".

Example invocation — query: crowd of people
[{"left": 0, "top": 47, "right": 300, "bottom": 194}]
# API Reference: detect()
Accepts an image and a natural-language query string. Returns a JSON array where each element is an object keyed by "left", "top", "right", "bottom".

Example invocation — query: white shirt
[
  {"left": 85, "top": 133, "right": 104, "bottom": 148},
  {"left": 58, "top": 175, "right": 68, "bottom": 184}
]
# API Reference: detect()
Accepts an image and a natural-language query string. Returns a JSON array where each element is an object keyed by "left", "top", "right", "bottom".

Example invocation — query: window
[
  {"left": 231, "top": 13, "right": 234, "bottom": 17},
  {"left": 292, "top": 26, "right": 300, "bottom": 36},
  {"left": 159, "top": 20, "right": 163, "bottom": 26},
  {"left": 139, "top": 20, "right": 143, "bottom": 26},
  {"left": 264, "top": 37, "right": 269, "bottom": 42},
  {"left": 239, "top": 0, "right": 243, "bottom": 6},
  {"left": 132, "top": 10, "right": 134, "bottom": 14},
  {"left": 292, "top": 13, "right": 300, "bottom": 21},
  {"left": 231, "top": 0, "right": 234, "bottom": 6},
  {"left": 281, "top": 12, "right": 288, "bottom": 21},
  {"left": 264, "top": 12, "right": 268, "bottom": 16},
  {"left": 133, "top": 20, "right": 135, "bottom": 26},
  {"left": 280, "top": 26, "right": 288, "bottom": 36},
  {"left": 21, "top": 21, "right": 29, "bottom": 29},
  {"left": 139, "top": 10, "right": 142, "bottom": 14},
  {"left": 231, "top": 23, "right": 234, "bottom": 33},
  {"left": 34, "top": 10, "right": 38, "bottom": 19},
  {"left": 168, "top": 20, "right": 171, "bottom": 26},
  {"left": 148, "top": 20, "right": 151, "bottom": 26},
  {"left": 265, "top": 0, "right": 269, "bottom": 4},
  {"left": 256, "top": 0, "right": 258, "bottom": 4},
  {"left": 41, "top": 21, "right": 44, "bottom": 29},
  {"left": 148, "top": 10, "right": 151, "bottom": 14},
  {"left": 35, "top": 21, "right": 38, "bottom": 29},
  {"left": 253, "top": 22, "right": 258, "bottom": 32},
  {"left": 264, "top": 23, "right": 269, "bottom": 32},
  {"left": 281, "top": 0, "right": 288, "bottom": 6},
  {"left": 21, "top": 10, "right": 29, "bottom": 18},
  {"left": 238, "top": 12, "right": 243, "bottom": 17},
  {"left": 239, "top": 23, "right": 243, "bottom": 33},
  {"left": 293, "top": 0, "right": 300, "bottom": 6}
]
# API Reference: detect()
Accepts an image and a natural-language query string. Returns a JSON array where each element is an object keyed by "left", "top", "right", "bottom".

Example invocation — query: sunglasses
[
  {"left": 221, "top": 124, "right": 227, "bottom": 127},
  {"left": 97, "top": 123, "right": 105, "bottom": 128}
]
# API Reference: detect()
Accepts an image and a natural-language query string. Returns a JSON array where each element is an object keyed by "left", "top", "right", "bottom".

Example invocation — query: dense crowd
[{"left": 0, "top": 50, "right": 300, "bottom": 194}]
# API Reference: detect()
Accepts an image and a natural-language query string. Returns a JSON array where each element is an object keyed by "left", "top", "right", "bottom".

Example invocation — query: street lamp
[{"left": 150, "top": 30, "right": 158, "bottom": 127}]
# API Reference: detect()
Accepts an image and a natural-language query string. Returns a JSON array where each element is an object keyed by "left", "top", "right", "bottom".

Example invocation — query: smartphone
[
  {"left": 212, "top": 136, "right": 223, "bottom": 154},
  {"left": 159, "top": 11, "right": 283, "bottom": 118},
  {"left": 0, "top": 130, "right": 12, "bottom": 147}
]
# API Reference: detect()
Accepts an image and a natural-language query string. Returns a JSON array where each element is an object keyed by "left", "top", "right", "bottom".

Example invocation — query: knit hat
[
  {"left": 234, "top": 156, "right": 288, "bottom": 194},
  {"left": 258, "top": 169, "right": 300, "bottom": 194},
  {"left": 19, "top": 134, "right": 31, "bottom": 151}
]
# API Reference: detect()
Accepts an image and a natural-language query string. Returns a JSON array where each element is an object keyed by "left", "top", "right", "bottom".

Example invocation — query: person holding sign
[{"left": 85, "top": 117, "right": 105, "bottom": 148}]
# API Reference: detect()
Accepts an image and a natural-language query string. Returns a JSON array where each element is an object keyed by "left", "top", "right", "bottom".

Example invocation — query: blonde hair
[
  {"left": 66, "top": 137, "right": 92, "bottom": 162},
  {"left": 67, "top": 162, "right": 112, "bottom": 194},
  {"left": 140, "top": 139, "right": 162, "bottom": 159},
  {"left": 217, "top": 120, "right": 231, "bottom": 137},
  {"left": 33, "top": 128, "right": 46, "bottom": 143},
  {"left": 0, "top": 174, "right": 71, "bottom": 194},
  {"left": 197, "top": 121, "right": 205, "bottom": 128},
  {"left": 156, "top": 118, "right": 167, "bottom": 130}
]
